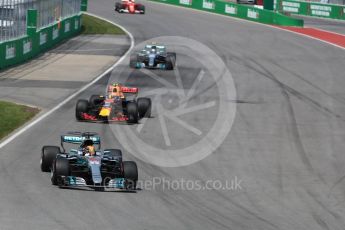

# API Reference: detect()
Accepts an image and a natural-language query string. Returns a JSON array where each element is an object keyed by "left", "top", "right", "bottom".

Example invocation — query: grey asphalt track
[{"left": 1, "top": 1, "right": 345, "bottom": 229}]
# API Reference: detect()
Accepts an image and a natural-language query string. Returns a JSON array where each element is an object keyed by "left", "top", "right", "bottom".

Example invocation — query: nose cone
[
  {"left": 149, "top": 54, "right": 155, "bottom": 66},
  {"left": 129, "top": 5, "right": 135, "bottom": 13},
  {"left": 99, "top": 108, "right": 111, "bottom": 117}
]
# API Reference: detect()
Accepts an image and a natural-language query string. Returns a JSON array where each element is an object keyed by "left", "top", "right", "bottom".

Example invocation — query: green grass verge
[
  {"left": 0, "top": 101, "right": 39, "bottom": 140},
  {"left": 81, "top": 14, "right": 125, "bottom": 35}
]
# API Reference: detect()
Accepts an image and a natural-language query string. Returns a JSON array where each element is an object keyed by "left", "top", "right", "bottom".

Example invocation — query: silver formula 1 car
[
  {"left": 40, "top": 132, "right": 138, "bottom": 191},
  {"left": 130, "top": 44, "right": 176, "bottom": 70}
]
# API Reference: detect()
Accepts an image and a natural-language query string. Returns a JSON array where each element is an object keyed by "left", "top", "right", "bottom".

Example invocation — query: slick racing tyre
[
  {"left": 137, "top": 4, "right": 145, "bottom": 14},
  {"left": 115, "top": 2, "right": 121, "bottom": 11},
  {"left": 129, "top": 55, "right": 139, "bottom": 68},
  {"left": 51, "top": 157, "right": 70, "bottom": 186},
  {"left": 75, "top": 99, "right": 89, "bottom": 121},
  {"left": 115, "top": 2, "right": 125, "bottom": 12},
  {"left": 123, "top": 161, "right": 138, "bottom": 189},
  {"left": 104, "top": 149, "right": 123, "bottom": 161},
  {"left": 41, "top": 146, "right": 61, "bottom": 172},
  {"left": 167, "top": 52, "right": 176, "bottom": 61},
  {"left": 137, "top": 97, "right": 151, "bottom": 118},
  {"left": 127, "top": 102, "right": 139, "bottom": 123},
  {"left": 165, "top": 53, "right": 176, "bottom": 70},
  {"left": 89, "top": 95, "right": 104, "bottom": 107}
]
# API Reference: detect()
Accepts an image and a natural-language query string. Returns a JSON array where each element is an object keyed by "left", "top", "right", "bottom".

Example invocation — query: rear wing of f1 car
[
  {"left": 61, "top": 132, "right": 101, "bottom": 151},
  {"left": 107, "top": 85, "right": 138, "bottom": 94},
  {"left": 121, "top": 86, "right": 138, "bottom": 93}
]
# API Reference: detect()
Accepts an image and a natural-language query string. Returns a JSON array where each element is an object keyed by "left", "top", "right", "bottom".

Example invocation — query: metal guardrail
[{"left": 0, "top": 0, "right": 81, "bottom": 42}]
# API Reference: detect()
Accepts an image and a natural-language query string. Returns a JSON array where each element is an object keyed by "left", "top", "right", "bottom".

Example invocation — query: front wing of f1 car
[{"left": 58, "top": 176, "right": 137, "bottom": 191}]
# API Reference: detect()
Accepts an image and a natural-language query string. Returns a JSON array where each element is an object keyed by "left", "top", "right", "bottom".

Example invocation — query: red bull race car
[
  {"left": 75, "top": 83, "right": 151, "bottom": 123},
  {"left": 115, "top": 0, "right": 145, "bottom": 14}
]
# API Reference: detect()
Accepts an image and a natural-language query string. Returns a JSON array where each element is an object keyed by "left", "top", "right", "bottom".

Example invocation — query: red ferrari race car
[
  {"left": 75, "top": 83, "right": 151, "bottom": 123},
  {"left": 115, "top": 0, "right": 145, "bottom": 14}
]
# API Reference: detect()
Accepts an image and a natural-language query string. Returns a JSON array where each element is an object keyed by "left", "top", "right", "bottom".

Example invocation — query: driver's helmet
[
  {"left": 108, "top": 83, "right": 125, "bottom": 99},
  {"left": 113, "top": 83, "right": 121, "bottom": 91},
  {"left": 82, "top": 139, "right": 95, "bottom": 156},
  {"left": 83, "top": 139, "right": 93, "bottom": 147},
  {"left": 150, "top": 46, "right": 157, "bottom": 54}
]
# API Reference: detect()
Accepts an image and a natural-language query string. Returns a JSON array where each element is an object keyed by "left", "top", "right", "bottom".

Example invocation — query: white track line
[
  {"left": 0, "top": 12, "right": 135, "bottom": 149},
  {"left": 149, "top": 0, "right": 345, "bottom": 51}
]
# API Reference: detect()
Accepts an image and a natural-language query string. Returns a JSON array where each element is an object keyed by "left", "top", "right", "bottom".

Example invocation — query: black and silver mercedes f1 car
[
  {"left": 40, "top": 132, "right": 138, "bottom": 191},
  {"left": 130, "top": 44, "right": 176, "bottom": 70}
]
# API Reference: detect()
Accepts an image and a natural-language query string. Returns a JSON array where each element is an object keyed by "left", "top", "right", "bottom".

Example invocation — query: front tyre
[
  {"left": 137, "top": 97, "right": 151, "bottom": 118},
  {"left": 75, "top": 99, "right": 89, "bottom": 121},
  {"left": 41, "top": 146, "right": 60, "bottom": 172},
  {"left": 51, "top": 157, "right": 70, "bottom": 186},
  {"left": 123, "top": 161, "right": 138, "bottom": 189},
  {"left": 165, "top": 54, "right": 175, "bottom": 70},
  {"left": 127, "top": 102, "right": 138, "bottom": 123}
]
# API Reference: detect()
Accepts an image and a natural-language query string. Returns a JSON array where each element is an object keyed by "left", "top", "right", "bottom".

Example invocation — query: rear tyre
[
  {"left": 127, "top": 102, "right": 138, "bottom": 123},
  {"left": 104, "top": 149, "right": 122, "bottom": 161},
  {"left": 51, "top": 157, "right": 70, "bottom": 185},
  {"left": 137, "top": 97, "right": 151, "bottom": 118},
  {"left": 75, "top": 99, "right": 89, "bottom": 121},
  {"left": 89, "top": 95, "right": 104, "bottom": 107},
  {"left": 115, "top": 2, "right": 121, "bottom": 11},
  {"left": 123, "top": 161, "right": 138, "bottom": 189},
  {"left": 165, "top": 54, "right": 175, "bottom": 70},
  {"left": 137, "top": 5, "right": 145, "bottom": 14},
  {"left": 41, "top": 146, "right": 60, "bottom": 172},
  {"left": 167, "top": 52, "right": 176, "bottom": 61},
  {"left": 130, "top": 55, "right": 138, "bottom": 68}
]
